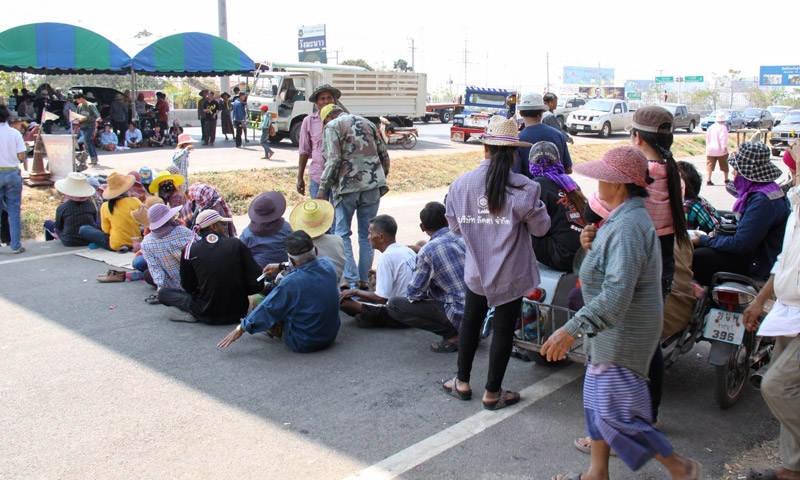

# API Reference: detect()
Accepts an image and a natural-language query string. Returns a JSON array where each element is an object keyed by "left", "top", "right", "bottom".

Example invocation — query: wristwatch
[{"left": 235, "top": 324, "right": 244, "bottom": 334}]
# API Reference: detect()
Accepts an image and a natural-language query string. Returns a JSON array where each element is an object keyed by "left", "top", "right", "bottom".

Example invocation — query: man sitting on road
[
  {"left": 339, "top": 214, "right": 416, "bottom": 328},
  {"left": 387, "top": 202, "right": 467, "bottom": 353},
  {"left": 159, "top": 210, "right": 263, "bottom": 324},
  {"left": 125, "top": 122, "right": 143, "bottom": 148},
  {"left": 218, "top": 230, "right": 341, "bottom": 353}
]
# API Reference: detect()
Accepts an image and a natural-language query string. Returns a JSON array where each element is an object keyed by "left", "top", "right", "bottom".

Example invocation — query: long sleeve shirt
[
  {"left": 298, "top": 112, "right": 325, "bottom": 183},
  {"left": 445, "top": 160, "right": 551, "bottom": 307},
  {"left": 125, "top": 128, "right": 142, "bottom": 144},
  {"left": 99, "top": 131, "right": 118, "bottom": 146},
  {"left": 232, "top": 99, "right": 246, "bottom": 122},
  {"left": 141, "top": 226, "right": 195, "bottom": 291}
]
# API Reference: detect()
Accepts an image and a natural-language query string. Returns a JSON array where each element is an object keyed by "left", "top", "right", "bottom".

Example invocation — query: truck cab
[
  {"left": 450, "top": 86, "right": 514, "bottom": 143},
  {"left": 247, "top": 69, "right": 316, "bottom": 146}
]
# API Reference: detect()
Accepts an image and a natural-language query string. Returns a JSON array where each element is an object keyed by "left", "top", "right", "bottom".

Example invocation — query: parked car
[
  {"left": 768, "top": 109, "right": 800, "bottom": 156},
  {"left": 700, "top": 109, "right": 746, "bottom": 132},
  {"left": 742, "top": 108, "right": 774, "bottom": 129},
  {"left": 552, "top": 96, "right": 588, "bottom": 130},
  {"left": 767, "top": 105, "right": 792, "bottom": 126}
]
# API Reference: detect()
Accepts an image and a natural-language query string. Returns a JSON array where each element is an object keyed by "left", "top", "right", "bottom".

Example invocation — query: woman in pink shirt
[{"left": 705, "top": 111, "right": 730, "bottom": 185}]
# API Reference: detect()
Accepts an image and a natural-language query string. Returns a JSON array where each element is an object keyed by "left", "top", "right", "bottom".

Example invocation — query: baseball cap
[
  {"left": 517, "top": 92, "right": 547, "bottom": 112},
  {"left": 284, "top": 230, "right": 315, "bottom": 256},
  {"left": 626, "top": 106, "right": 674, "bottom": 134}
]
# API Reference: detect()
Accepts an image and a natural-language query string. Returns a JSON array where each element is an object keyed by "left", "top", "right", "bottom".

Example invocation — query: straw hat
[
  {"left": 289, "top": 200, "right": 335, "bottom": 238},
  {"left": 195, "top": 209, "right": 233, "bottom": 229},
  {"left": 147, "top": 204, "right": 183, "bottom": 230},
  {"left": 54, "top": 172, "right": 96, "bottom": 198},
  {"left": 478, "top": 116, "right": 532, "bottom": 147},
  {"left": 130, "top": 196, "right": 165, "bottom": 227},
  {"left": 102, "top": 172, "right": 136, "bottom": 199},
  {"left": 148, "top": 170, "right": 185, "bottom": 194}
]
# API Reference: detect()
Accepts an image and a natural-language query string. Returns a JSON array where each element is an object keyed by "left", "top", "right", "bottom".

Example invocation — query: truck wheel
[
  {"left": 686, "top": 121, "right": 695, "bottom": 133},
  {"left": 422, "top": 115, "right": 431, "bottom": 123},
  {"left": 556, "top": 116, "right": 565, "bottom": 130},
  {"left": 268, "top": 135, "right": 283, "bottom": 145},
  {"left": 289, "top": 122, "right": 301, "bottom": 147},
  {"left": 439, "top": 109, "right": 452, "bottom": 124},
  {"left": 598, "top": 122, "right": 612, "bottom": 138}
]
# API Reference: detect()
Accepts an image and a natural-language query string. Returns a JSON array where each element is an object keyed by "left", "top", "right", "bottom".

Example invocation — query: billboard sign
[
  {"left": 563, "top": 66, "right": 615, "bottom": 85},
  {"left": 759, "top": 65, "right": 800, "bottom": 86},
  {"left": 298, "top": 24, "right": 326, "bottom": 51},
  {"left": 625, "top": 80, "right": 654, "bottom": 93},
  {"left": 578, "top": 86, "right": 625, "bottom": 100}
]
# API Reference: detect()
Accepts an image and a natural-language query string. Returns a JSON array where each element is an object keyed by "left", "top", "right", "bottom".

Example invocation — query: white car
[{"left": 767, "top": 106, "right": 791, "bottom": 126}]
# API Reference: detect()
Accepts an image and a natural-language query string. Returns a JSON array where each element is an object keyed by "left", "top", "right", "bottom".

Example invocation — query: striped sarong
[{"left": 583, "top": 363, "right": 674, "bottom": 471}]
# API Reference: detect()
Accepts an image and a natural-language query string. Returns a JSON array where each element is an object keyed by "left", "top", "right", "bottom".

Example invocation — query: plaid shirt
[
  {"left": 141, "top": 226, "right": 195, "bottom": 291},
  {"left": 171, "top": 147, "right": 191, "bottom": 192},
  {"left": 684, "top": 196, "right": 720, "bottom": 233},
  {"left": 406, "top": 228, "right": 467, "bottom": 330}
]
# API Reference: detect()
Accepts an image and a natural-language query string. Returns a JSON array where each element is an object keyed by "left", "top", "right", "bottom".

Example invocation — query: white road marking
[
  {"left": 0, "top": 250, "right": 79, "bottom": 266},
  {"left": 342, "top": 363, "right": 585, "bottom": 479}
]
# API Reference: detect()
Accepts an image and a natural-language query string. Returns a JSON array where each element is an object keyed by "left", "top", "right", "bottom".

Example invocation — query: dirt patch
[{"left": 719, "top": 437, "right": 781, "bottom": 480}]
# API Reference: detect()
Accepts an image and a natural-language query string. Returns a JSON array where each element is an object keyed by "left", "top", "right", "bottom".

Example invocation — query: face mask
[{"left": 160, "top": 182, "right": 175, "bottom": 195}]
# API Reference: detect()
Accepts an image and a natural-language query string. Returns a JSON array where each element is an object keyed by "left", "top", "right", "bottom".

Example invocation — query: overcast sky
[{"left": 3, "top": 0, "right": 797, "bottom": 96}]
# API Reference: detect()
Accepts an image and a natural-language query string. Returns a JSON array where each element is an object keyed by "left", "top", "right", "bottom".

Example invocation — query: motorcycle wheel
[
  {"left": 400, "top": 134, "right": 417, "bottom": 149},
  {"left": 713, "top": 331, "right": 754, "bottom": 408}
]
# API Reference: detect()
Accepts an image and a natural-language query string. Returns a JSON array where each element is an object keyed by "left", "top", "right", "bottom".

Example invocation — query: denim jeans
[
  {"left": 0, "top": 169, "right": 22, "bottom": 250},
  {"left": 334, "top": 188, "right": 380, "bottom": 283},
  {"left": 80, "top": 126, "right": 97, "bottom": 160},
  {"left": 78, "top": 224, "right": 111, "bottom": 250}
]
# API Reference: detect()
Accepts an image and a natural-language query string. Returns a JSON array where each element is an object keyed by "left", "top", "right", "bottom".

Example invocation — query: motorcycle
[
  {"left": 511, "top": 261, "right": 774, "bottom": 408},
  {"left": 379, "top": 120, "right": 418, "bottom": 149}
]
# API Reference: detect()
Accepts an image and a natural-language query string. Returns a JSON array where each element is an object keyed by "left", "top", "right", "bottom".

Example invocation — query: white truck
[
  {"left": 246, "top": 62, "right": 427, "bottom": 146},
  {"left": 566, "top": 99, "right": 633, "bottom": 138}
]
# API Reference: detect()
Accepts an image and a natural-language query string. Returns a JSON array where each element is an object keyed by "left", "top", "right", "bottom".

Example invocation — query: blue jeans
[
  {"left": 0, "top": 169, "right": 22, "bottom": 250},
  {"left": 78, "top": 224, "right": 111, "bottom": 250},
  {"left": 80, "top": 126, "right": 97, "bottom": 160},
  {"left": 335, "top": 188, "right": 380, "bottom": 283},
  {"left": 309, "top": 178, "right": 332, "bottom": 202},
  {"left": 132, "top": 254, "right": 148, "bottom": 272}
]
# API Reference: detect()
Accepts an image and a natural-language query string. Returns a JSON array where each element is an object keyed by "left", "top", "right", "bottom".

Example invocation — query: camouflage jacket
[{"left": 319, "top": 114, "right": 390, "bottom": 204}]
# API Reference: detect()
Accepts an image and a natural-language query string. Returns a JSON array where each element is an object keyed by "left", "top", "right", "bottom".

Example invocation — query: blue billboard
[
  {"left": 563, "top": 66, "right": 615, "bottom": 85},
  {"left": 759, "top": 65, "right": 800, "bottom": 86},
  {"left": 624, "top": 80, "right": 655, "bottom": 93}
]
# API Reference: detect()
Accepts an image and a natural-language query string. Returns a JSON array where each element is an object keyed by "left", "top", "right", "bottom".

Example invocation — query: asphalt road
[{"left": 0, "top": 128, "right": 786, "bottom": 479}]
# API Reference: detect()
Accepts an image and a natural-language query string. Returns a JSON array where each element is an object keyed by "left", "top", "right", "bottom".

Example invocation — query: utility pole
[
  {"left": 546, "top": 52, "right": 550, "bottom": 93},
  {"left": 408, "top": 38, "right": 416, "bottom": 72},
  {"left": 463, "top": 37, "right": 469, "bottom": 87},
  {"left": 218, "top": 0, "right": 230, "bottom": 94}
]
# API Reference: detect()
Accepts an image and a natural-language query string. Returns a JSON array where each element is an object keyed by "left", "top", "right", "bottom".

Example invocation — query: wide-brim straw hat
[
  {"left": 54, "top": 172, "right": 96, "bottom": 198},
  {"left": 147, "top": 204, "right": 183, "bottom": 230},
  {"left": 478, "top": 116, "right": 532, "bottom": 147},
  {"left": 130, "top": 196, "right": 165, "bottom": 227},
  {"left": 176, "top": 133, "right": 196, "bottom": 145},
  {"left": 103, "top": 172, "right": 136, "bottom": 199},
  {"left": 728, "top": 142, "right": 782, "bottom": 183},
  {"left": 148, "top": 170, "right": 185, "bottom": 194},
  {"left": 289, "top": 200, "right": 334, "bottom": 238}
]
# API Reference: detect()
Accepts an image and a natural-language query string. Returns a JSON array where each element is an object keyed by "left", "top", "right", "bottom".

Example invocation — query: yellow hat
[
  {"left": 289, "top": 200, "right": 334, "bottom": 238},
  {"left": 320, "top": 104, "right": 336, "bottom": 122}
]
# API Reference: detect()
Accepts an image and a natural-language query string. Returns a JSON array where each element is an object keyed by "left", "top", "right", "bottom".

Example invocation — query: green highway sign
[
  {"left": 627, "top": 93, "right": 641, "bottom": 100},
  {"left": 685, "top": 76, "right": 704, "bottom": 82},
  {"left": 656, "top": 76, "right": 674, "bottom": 82}
]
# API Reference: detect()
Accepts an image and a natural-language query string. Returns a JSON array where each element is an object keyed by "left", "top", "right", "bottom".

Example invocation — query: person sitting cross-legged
[
  {"left": 158, "top": 209, "right": 263, "bottom": 324},
  {"left": 217, "top": 230, "right": 341, "bottom": 353},
  {"left": 339, "top": 214, "right": 416, "bottom": 328},
  {"left": 387, "top": 201, "right": 467, "bottom": 353},
  {"left": 140, "top": 203, "right": 195, "bottom": 305}
]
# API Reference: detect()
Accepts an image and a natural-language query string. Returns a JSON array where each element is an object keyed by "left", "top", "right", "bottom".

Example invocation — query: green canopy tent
[{"left": 132, "top": 32, "right": 255, "bottom": 76}]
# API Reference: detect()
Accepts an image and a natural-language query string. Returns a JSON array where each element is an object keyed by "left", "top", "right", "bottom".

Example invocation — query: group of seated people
[
  {"left": 40, "top": 130, "right": 796, "bottom": 358},
  {"left": 95, "top": 120, "right": 183, "bottom": 151}
]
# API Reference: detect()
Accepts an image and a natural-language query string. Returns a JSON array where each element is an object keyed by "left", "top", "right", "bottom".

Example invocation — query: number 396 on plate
[{"left": 703, "top": 308, "right": 745, "bottom": 345}]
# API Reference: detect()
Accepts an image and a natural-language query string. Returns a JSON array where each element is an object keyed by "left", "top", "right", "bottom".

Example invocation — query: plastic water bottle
[{"left": 350, "top": 282, "right": 359, "bottom": 301}]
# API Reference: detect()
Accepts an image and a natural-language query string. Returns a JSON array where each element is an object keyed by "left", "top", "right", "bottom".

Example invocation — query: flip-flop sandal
[
  {"left": 482, "top": 389, "right": 520, "bottom": 410},
  {"left": 441, "top": 376, "right": 471, "bottom": 401},
  {"left": 551, "top": 473, "right": 582, "bottom": 480},
  {"left": 573, "top": 436, "right": 618, "bottom": 456},
  {"left": 430, "top": 338, "right": 458, "bottom": 353},
  {"left": 145, "top": 294, "right": 160, "bottom": 305},
  {"left": 689, "top": 459, "right": 703, "bottom": 480}
]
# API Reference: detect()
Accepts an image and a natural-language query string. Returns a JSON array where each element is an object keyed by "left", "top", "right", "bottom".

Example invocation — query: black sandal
[
  {"left": 145, "top": 294, "right": 160, "bottom": 305},
  {"left": 482, "top": 389, "right": 520, "bottom": 410},
  {"left": 430, "top": 338, "right": 458, "bottom": 353},
  {"left": 441, "top": 376, "right": 471, "bottom": 401}
]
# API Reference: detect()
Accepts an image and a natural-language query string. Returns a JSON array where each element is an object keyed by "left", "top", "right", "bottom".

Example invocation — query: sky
[{"left": 3, "top": 0, "right": 798, "bottom": 97}]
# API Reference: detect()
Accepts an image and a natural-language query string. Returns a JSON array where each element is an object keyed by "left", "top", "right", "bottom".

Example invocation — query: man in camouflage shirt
[{"left": 316, "top": 105, "right": 390, "bottom": 288}]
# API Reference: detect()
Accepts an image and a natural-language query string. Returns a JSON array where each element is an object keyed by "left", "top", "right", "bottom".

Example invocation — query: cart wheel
[{"left": 400, "top": 134, "right": 417, "bottom": 149}]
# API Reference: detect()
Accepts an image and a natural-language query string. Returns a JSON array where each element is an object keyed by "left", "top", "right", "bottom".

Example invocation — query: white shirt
[
  {"left": 759, "top": 196, "right": 800, "bottom": 337},
  {"left": 375, "top": 242, "right": 416, "bottom": 300},
  {"left": 0, "top": 122, "right": 27, "bottom": 168}
]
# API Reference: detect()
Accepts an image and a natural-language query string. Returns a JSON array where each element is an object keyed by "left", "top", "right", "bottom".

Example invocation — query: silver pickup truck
[{"left": 566, "top": 99, "right": 633, "bottom": 138}]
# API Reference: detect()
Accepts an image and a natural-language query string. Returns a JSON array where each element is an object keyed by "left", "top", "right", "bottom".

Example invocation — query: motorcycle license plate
[{"left": 703, "top": 309, "right": 745, "bottom": 345}]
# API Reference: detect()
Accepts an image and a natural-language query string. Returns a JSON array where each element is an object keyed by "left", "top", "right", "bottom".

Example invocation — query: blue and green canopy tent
[
  {"left": 132, "top": 32, "right": 254, "bottom": 77},
  {"left": 0, "top": 22, "right": 131, "bottom": 74}
]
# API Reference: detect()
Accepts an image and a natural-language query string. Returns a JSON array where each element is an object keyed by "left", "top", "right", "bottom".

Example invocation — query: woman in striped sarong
[{"left": 541, "top": 146, "right": 701, "bottom": 480}]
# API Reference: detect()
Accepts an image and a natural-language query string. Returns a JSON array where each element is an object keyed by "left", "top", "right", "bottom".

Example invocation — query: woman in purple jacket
[{"left": 442, "top": 116, "right": 551, "bottom": 410}]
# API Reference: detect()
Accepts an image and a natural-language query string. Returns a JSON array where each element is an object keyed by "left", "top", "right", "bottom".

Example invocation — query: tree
[
  {"left": 341, "top": 59, "right": 373, "bottom": 71},
  {"left": 393, "top": 59, "right": 411, "bottom": 72},
  {"left": 745, "top": 87, "right": 769, "bottom": 108},
  {"left": 134, "top": 30, "right": 153, "bottom": 39},
  {"left": 0, "top": 72, "right": 29, "bottom": 97}
]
